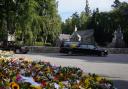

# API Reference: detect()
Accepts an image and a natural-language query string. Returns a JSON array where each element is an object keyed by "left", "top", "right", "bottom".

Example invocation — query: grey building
[{"left": 70, "top": 29, "right": 95, "bottom": 44}]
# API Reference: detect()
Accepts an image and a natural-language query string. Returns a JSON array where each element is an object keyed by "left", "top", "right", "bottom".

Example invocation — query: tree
[
  {"left": 93, "top": 1, "right": 128, "bottom": 47},
  {"left": 61, "top": 18, "right": 73, "bottom": 34},
  {"left": 15, "top": 0, "right": 40, "bottom": 45},
  {"left": 61, "top": 12, "right": 80, "bottom": 35},
  {"left": 71, "top": 12, "right": 80, "bottom": 30},
  {"left": 37, "top": 0, "right": 61, "bottom": 44},
  {"left": 117, "top": 2, "right": 128, "bottom": 45},
  {"left": 92, "top": 10, "right": 115, "bottom": 46},
  {"left": 0, "top": 0, "right": 5, "bottom": 41},
  {"left": 112, "top": 0, "right": 121, "bottom": 8},
  {"left": 85, "top": 0, "right": 91, "bottom": 15},
  {"left": 110, "top": 1, "right": 128, "bottom": 46},
  {"left": 61, "top": 0, "right": 92, "bottom": 34},
  {"left": 79, "top": 11, "right": 90, "bottom": 30},
  {"left": 0, "top": 0, "right": 17, "bottom": 41},
  {"left": 0, "top": 0, "right": 62, "bottom": 46}
]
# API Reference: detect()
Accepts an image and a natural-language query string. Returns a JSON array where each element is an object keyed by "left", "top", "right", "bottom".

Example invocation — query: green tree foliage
[
  {"left": 93, "top": 11, "right": 115, "bottom": 46},
  {"left": 93, "top": 0, "right": 128, "bottom": 46},
  {"left": 61, "top": 0, "right": 91, "bottom": 35},
  {"left": 36, "top": 0, "right": 61, "bottom": 44},
  {"left": 61, "top": 12, "right": 80, "bottom": 34},
  {"left": 79, "top": 12, "right": 90, "bottom": 30},
  {"left": 85, "top": 0, "right": 91, "bottom": 16},
  {"left": 0, "top": 0, "right": 16, "bottom": 41},
  {"left": 0, "top": 0, "right": 61, "bottom": 46},
  {"left": 61, "top": 12, "right": 90, "bottom": 34},
  {"left": 112, "top": 0, "right": 121, "bottom": 8},
  {"left": 71, "top": 12, "right": 80, "bottom": 29},
  {"left": 61, "top": 18, "right": 73, "bottom": 34},
  {"left": 116, "top": 2, "right": 128, "bottom": 45},
  {"left": 15, "top": 0, "right": 40, "bottom": 45}
]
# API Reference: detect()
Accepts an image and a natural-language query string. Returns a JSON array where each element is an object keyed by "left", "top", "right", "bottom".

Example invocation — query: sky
[{"left": 57, "top": 0, "right": 128, "bottom": 21}]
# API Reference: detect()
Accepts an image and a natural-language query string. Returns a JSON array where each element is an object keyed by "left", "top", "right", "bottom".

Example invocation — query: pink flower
[{"left": 16, "top": 74, "right": 22, "bottom": 81}]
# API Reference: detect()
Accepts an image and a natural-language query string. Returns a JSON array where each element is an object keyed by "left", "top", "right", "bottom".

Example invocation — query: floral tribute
[
  {"left": 0, "top": 50, "right": 14, "bottom": 58},
  {"left": 0, "top": 52, "right": 116, "bottom": 89}
]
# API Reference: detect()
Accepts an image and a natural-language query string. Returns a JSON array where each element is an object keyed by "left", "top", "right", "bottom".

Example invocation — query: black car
[
  {"left": 0, "top": 41, "right": 29, "bottom": 54},
  {"left": 60, "top": 42, "right": 108, "bottom": 56}
]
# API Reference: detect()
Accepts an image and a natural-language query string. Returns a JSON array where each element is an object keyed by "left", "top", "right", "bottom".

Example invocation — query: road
[{"left": 15, "top": 53, "right": 128, "bottom": 89}]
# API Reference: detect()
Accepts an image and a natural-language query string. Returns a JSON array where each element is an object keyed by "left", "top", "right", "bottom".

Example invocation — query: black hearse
[{"left": 60, "top": 41, "right": 108, "bottom": 56}]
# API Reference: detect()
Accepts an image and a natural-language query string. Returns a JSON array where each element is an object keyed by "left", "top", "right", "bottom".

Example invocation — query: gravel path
[{"left": 15, "top": 53, "right": 128, "bottom": 89}]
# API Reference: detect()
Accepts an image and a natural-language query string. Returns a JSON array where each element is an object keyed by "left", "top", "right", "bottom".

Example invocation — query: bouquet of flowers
[
  {"left": 0, "top": 50, "right": 14, "bottom": 58},
  {"left": 0, "top": 54, "right": 117, "bottom": 89}
]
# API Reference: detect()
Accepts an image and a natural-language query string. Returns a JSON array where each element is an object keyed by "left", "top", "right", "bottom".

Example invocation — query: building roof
[
  {"left": 70, "top": 32, "right": 81, "bottom": 41},
  {"left": 76, "top": 29, "right": 94, "bottom": 37},
  {"left": 59, "top": 34, "right": 70, "bottom": 41}
]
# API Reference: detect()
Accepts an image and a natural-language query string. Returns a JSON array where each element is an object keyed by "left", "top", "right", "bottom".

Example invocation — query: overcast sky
[{"left": 57, "top": 0, "right": 128, "bottom": 21}]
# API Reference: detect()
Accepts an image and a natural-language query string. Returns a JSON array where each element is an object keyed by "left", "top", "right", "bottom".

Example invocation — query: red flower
[
  {"left": 54, "top": 76, "right": 58, "bottom": 80},
  {"left": 41, "top": 80, "right": 47, "bottom": 87},
  {"left": 0, "top": 87, "right": 5, "bottom": 89}
]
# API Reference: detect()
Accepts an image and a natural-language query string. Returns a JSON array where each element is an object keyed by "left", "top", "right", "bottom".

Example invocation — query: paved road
[{"left": 15, "top": 53, "right": 128, "bottom": 89}]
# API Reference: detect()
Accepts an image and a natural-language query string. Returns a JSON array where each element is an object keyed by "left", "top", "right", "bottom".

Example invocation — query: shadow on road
[
  {"left": 113, "top": 80, "right": 128, "bottom": 89},
  {"left": 27, "top": 53, "right": 128, "bottom": 64}
]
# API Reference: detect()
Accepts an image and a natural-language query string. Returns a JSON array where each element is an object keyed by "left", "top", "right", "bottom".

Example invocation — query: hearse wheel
[
  {"left": 68, "top": 51, "right": 72, "bottom": 55},
  {"left": 101, "top": 52, "right": 105, "bottom": 56}
]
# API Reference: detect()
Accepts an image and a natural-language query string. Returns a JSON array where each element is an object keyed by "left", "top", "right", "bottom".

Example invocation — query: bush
[
  {"left": 44, "top": 43, "right": 52, "bottom": 46},
  {"left": 34, "top": 42, "right": 52, "bottom": 46},
  {"left": 34, "top": 42, "right": 44, "bottom": 46}
]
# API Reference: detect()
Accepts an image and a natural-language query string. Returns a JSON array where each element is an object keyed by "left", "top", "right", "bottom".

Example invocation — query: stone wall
[
  {"left": 28, "top": 46, "right": 59, "bottom": 53},
  {"left": 28, "top": 46, "right": 128, "bottom": 54},
  {"left": 107, "top": 48, "right": 128, "bottom": 54}
]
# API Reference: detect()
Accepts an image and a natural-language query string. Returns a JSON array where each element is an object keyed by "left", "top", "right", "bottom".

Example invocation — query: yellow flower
[
  {"left": 96, "top": 76, "right": 103, "bottom": 82},
  {"left": 46, "top": 66, "right": 51, "bottom": 73},
  {"left": 84, "top": 76, "right": 94, "bottom": 89},
  {"left": 9, "top": 82, "right": 20, "bottom": 89},
  {"left": 0, "top": 73, "right": 4, "bottom": 77},
  {"left": 84, "top": 78, "right": 90, "bottom": 88},
  {"left": 59, "top": 82, "right": 64, "bottom": 89}
]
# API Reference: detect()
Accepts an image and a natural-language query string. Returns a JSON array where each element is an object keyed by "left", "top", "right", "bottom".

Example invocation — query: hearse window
[
  {"left": 80, "top": 45, "right": 88, "bottom": 48},
  {"left": 87, "top": 45, "right": 95, "bottom": 49}
]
